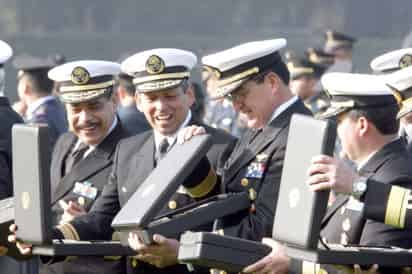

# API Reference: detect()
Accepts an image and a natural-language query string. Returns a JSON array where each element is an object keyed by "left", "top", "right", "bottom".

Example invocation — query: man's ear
[
  {"left": 266, "top": 72, "right": 281, "bottom": 94},
  {"left": 357, "top": 116, "right": 369, "bottom": 137},
  {"left": 185, "top": 83, "right": 196, "bottom": 107}
]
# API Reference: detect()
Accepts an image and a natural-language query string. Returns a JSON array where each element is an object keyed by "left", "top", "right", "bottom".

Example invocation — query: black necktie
[
  {"left": 65, "top": 142, "right": 88, "bottom": 175},
  {"left": 155, "top": 138, "right": 169, "bottom": 165}
]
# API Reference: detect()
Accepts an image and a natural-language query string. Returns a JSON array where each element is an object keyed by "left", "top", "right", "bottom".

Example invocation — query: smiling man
[
  {"left": 42, "top": 60, "right": 131, "bottom": 274},
  {"left": 17, "top": 49, "right": 236, "bottom": 274},
  {"left": 199, "top": 39, "right": 311, "bottom": 244}
]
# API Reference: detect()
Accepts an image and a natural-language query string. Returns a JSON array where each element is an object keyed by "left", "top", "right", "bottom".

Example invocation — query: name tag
[{"left": 73, "top": 181, "right": 98, "bottom": 200}]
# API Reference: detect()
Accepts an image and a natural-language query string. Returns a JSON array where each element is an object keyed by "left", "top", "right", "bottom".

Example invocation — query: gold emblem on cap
[
  {"left": 399, "top": 54, "right": 412, "bottom": 69},
  {"left": 168, "top": 200, "right": 177, "bottom": 210},
  {"left": 241, "top": 178, "right": 249, "bottom": 187},
  {"left": 21, "top": 192, "right": 30, "bottom": 210},
  {"left": 146, "top": 55, "right": 165, "bottom": 74},
  {"left": 71, "top": 66, "right": 90, "bottom": 85}
]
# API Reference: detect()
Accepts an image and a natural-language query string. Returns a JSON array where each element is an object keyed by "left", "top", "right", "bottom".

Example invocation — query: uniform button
[
  {"left": 168, "top": 200, "right": 177, "bottom": 209},
  {"left": 121, "top": 187, "right": 127, "bottom": 193},
  {"left": 241, "top": 178, "right": 249, "bottom": 187},
  {"left": 220, "top": 271, "right": 227, "bottom": 274},
  {"left": 340, "top": 206, "right": 346, "bottom": 215},
  {"left": 131, "top": 258, "right": 138, "bottom": 268},
  {"left": 249, "top": 188, "right": 257, "bottom": 201}
]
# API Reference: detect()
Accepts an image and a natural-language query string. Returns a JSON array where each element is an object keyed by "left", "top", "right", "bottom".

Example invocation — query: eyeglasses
[
  {"left": 224, "top": 70, "right": 269, "bottom": 102},
  {"left": 224, "top": 87, "right": 250, "bottom": 102}
]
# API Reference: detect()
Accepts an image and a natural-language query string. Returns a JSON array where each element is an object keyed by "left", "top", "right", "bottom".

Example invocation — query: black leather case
[{"left": 179, "top": 232, "right": 272, "bottom": 273}]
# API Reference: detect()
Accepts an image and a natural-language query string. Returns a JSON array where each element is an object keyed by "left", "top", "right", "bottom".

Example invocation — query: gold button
[
  {"left": 168, "top": 200, "right": 177, "bottom": 210},
  {"left": 241, "top": 178, "right": 249, "bottom": 187},
  {"left": 249, "top": 188, "right": 257, "bottom": 201},
  {"left": 317, "top": 269, "right": 328, "bottom": 274},
  {"left": 131, "top": 258, "right": 138, "bottom": 268},
  {"left": 220, "top": 271, "right": 227, "bottom": 274}
]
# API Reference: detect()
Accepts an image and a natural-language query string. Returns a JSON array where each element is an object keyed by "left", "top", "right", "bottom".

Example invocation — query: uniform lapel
[
  {"left": 321, "top": 194, "right": 349, "bottom": 227},
  {"left": 126, "top": 133, "right": 156, "bottom": 195},
  {"left": 51, "top": 123, "right": 124, "bottom": 204},
  {"left": 223, "top": 100, "right": 304, "bottom": 183},
  {"left": 50, "top": 133, "right": 76, "bottom": 196}
]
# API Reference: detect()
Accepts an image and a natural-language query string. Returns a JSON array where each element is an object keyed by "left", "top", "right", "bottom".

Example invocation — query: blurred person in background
[
  {"left": 370, "top": 47, "right": 412, "bottom": 153},
  {"left": 116, "top": 72, "right": 150, "bottom": 135},
  {"left": 323, "top": 30, "right": 357, "bottom": 73},
  {"left": 12, "top": 54, "right": 67, "bottom": 150},
  {"left": 285, "top": 50, "right": 328, "bottom": 114},
  {"left": 0, "top": 39, "right": 37, "bottom": 274}
]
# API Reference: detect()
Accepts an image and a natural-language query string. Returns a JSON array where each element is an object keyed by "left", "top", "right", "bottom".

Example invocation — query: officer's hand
[
  {"left": 177, "top": 125, "right": 206, "bottom": 144},
  {"left": 243, "top": 238, "right": 289, "bottom": 274},
  {"left": 59, "top": 200, "right": 86, "bottom": 224},
  {"left": 8, "top": 224, "right": 33, "bottom": 255},
  {"left": 128, "top": 233, "right": 179, "bottom": 268},
  {"left": 306, "top": 155, "right": 358, "bottom": 194}
]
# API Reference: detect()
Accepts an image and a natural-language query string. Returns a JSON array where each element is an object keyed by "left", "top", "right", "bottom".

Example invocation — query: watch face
[{"left": 357, "top": 182, "right": 367, "bottom": 192}]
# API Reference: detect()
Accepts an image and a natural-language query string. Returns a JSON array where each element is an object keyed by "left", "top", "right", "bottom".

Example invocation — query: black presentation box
[
  {"left": 112, "top": 134, "right": 252, "bottom": 245},
  {"left": 179, "top": 232, "right": 272, "bottom": 273},
  {"left": 12, "top": 124, "right": 135, "bottom": 257}
]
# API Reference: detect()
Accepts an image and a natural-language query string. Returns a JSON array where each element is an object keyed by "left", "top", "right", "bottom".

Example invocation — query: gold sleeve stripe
[
  {"left": 400, "top": 190, "right": 411, "bottom": 228},
  {"left": 56, "top": 223, "right": 80, "bottom": 241},
  {"left": 185, "top": 169, "right": 217, "bottom": 198},
  {"left": 385, "top": 185, "right": 408, "bottom": 228}
]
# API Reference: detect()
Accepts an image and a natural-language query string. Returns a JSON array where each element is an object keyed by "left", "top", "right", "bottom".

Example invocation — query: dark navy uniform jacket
[
  {"left": 64, "top": 120, "right": 236, "bottom": 274},
  {"left": 26, "top": 96, "right": 67, "bottom": 150}
]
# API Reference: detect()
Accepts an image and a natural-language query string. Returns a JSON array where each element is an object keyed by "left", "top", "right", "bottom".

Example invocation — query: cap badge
[
  {"left": 146, "top": 55, "right": 165, "bottom": 74},
  {"left": 71, "top": 66, "right": 90, "bottom": 85},
  {"left": 399, "top": 54, "right": 412, "bottom": 69}
]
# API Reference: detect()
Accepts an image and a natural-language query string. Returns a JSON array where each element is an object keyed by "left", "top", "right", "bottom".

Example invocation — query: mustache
[{"left": 76, "top": 121, "right": 100, "bottom": 130}]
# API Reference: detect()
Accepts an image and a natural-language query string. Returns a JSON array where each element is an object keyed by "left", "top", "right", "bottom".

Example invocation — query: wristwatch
[{"left": 352, "top": 176, "right": 368, "bottom": 200}]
